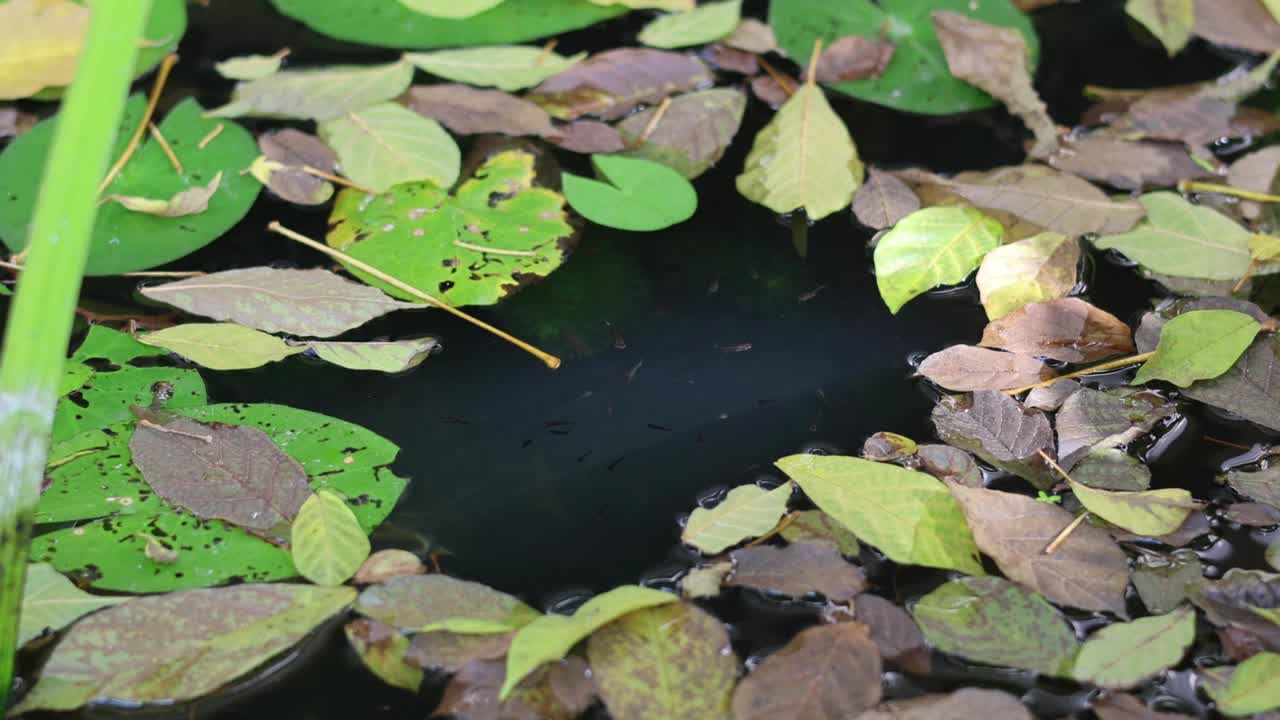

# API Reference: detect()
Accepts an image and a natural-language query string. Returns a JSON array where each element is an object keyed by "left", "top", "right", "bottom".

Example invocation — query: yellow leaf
[
  {"left": 0, "top": 0, "right": 89, "bottom": 100},
  {"left": 105, "top": 172, "right": 223, "bottom": 218}
]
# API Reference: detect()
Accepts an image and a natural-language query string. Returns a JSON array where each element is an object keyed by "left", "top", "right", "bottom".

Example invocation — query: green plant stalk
[{"left": 0, "top": 2, "right": 151, "bottom": 707}]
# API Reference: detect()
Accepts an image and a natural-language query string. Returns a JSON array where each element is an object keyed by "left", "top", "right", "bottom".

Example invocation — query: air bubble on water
[{"left": 695, "top": 486, "right": 729, "bottom": 508}]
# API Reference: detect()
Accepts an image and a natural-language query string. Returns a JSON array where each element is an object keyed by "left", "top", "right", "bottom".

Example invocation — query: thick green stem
[{"left": 0, "top": 2, "right": 151, "bottom": 708}]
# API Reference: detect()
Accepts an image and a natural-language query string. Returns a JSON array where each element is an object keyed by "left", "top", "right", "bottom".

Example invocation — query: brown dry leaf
[
  {"left": 811, "top": 35, "right": 894, "bottom": 84},
  {"left": 432, "top": 657, "right": 595, "bottom": 720},
  {"left": 703, "top": 44, "right": 758, "bottom": 75},
  {"left": 917, "top": 345, "right": 1055, "bottom": 391},
  {"left": 931, "top": 390, "right": 1056, "bottom": 489},
  {"left": 723, "top": 18, "right": 777, "bottom": 54},
  {"left": 616, "top": 88, "right": 747, "bottom": 178},
  {"left": 1092, "top": 692, "right": 1197, "bottom": 720},
  {"left": 1228, "top": 145, "right": 1280, "bottom": 220},
  {"left": 948, "top": 483, "right": 1131, "bottom": 614},
  {"left": 852, "top": 167, "right": 920, "bottom": 229},
  {"left": 0, "top": 0, "right": 89, "bottom": 100},
  {"left": 1193, "top": 0, "right": 1280, "bottom": 52},
  {"left": 403, "top": 84, "right": 558, "bottom": 138},
  {"left": 727, "top": 542, "right": 867, "bottom": 602},
  {"left": 932, "top": 11, "right": 1058, "bottom": 159},
  {"left": 858, "top": 689, "right": 1033, "bottom": 720},
  {"left": 898, "top": 165, "right": 1145, "bottom": 236},
  {"left": 980, "top": 297, "right": 1137, "bottom": 363},
  {"left": 354, "top": 549, "right": 426, "bottom": 585},
  {"left": 129, "top": 414, "right": 313, "bottom": 535},
  {"left": 106, "top": 173, "right": 224, "bottom": 218},
  {"left": 1047, "top": 134, "right": 1209, "bottom": 191},
  {"left": 254, "top": 128, "right": 337, "bottom": 206},
  {"left": 916, "top": 444, "right": 984, "bottom": 487},
  {"left": 733, "top": 623, "right": 882, "bottom": 720},
  {"left": 750, "top": 74, "right": 792, "bottom": 107},
  {"left": 406, "top": 631, "right": 513, "bottom": 673},
  {"left": 852, "top": 594, "right": 930, "bottom": 673},
  {"left": 527, "top": 48, "right": 712, "bottom": 120},
  {"left": 545, "top": 120, "right": 625, "bottom": 153}
]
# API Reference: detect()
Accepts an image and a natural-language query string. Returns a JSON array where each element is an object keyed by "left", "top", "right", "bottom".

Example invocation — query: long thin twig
[
  {"left": 756, "top": 56, "right": 796, "bottom": 98},
  {"left": 1005, "top": 352, "right": 1154, "bottom": 395},
  {"left": 267, "top": 221, "right": 561, "bottom": 369},
  {"left": 147, "top": 122, "right": 183, "bottom": 175},
  {"left": 98, "top": 53, "right": 179, "bottom": 193},
  {"left": 1178, "top": 179, "right": 1280, "bottom": 203},
  {"left": 637, "top": 97, "right": 672, "bottom": 143},
  {"left": 300, "top": 165, "right": 376, "bottom": 194},
  {"left": 1037, "top": 449, "right": 1086, "bottom": 555}
]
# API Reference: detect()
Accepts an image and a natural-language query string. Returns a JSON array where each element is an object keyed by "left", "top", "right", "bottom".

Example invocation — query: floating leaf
[
  {"left": 931, "top": 390, "right": 1055, "bottom": 489},
  {"left": 811, "top": 35, "right": 895, "bottom": 83},
  {"left": 726, "top": 542, "right": 867, "bottom": 602},
  {"left": 1055, "top": 387, "right": 1174, "bottom": 467},
  {"left": 859, "top": 689, "right": 1033, "bottom": 720},
  {"left": 1025, "top": 380, "right": 1080, "bottom": 412},
  {"left": 770, "top": 0, "right": 1037, "bottom": 115},
  {"left": 638, "top": 0, "right": 740, "bottom": 48},
  {"left": 854, "top": 594, "right": 929, "bottom": 672},
  {"left": 436, "top": 657, "right": 597, "bottom": 720},
  {"left": 917, "top": 345, "right": 1055, "bottom": 391},
  {"left": 305, "top": 338, "right": 439, "bottom": 373},
  {"left": 852, "top": 167, "right": 920, "bottom": 229},
  {"left": 1095, "top": 193, "right": 1251, "bottom": 281},
  {"left": 911, "top": 576, "right": 1079, "bottom": 676},
  {"left": 398, "top": 0, "right": 505, "bottom": 19},
  {"left": 1047, "top": 134, "right": 1208, "bottom": 191},
  {"left": 1071, "top": 605, "right": 1195, "bottom": 688},
  {"left": 1069, "top": 481, "right": 1197, "bottom": 537},
  {"left": 319, "top": 102, "right": 460, "bottom": 193},
  {"left": 1187, "top": 569, "right": 1280, "bottom": 651},
  {"left": 916, "top": 444, "right": 985, "bottom": 487},
  {"left": 502, "top": 585, "right": 676, "bottom": 698},
  {"left": 563, "top": 154, "right": 697, "bottom": 231},
  {"left": 356, "top": 574, "right": 539, "bottom": 634},
  {"left": 873, "top": 206, "right": 1003, "bottom": 314},
  {"left": 616, "top": 87, "right": 747, "bottom": 179},
  {"left": 528, "top": 48, "right": 712, "bottom": 120},
  {"left": 681, "top": 482, "right": 791, "bottom": 554},
  {"left": 1127, "top": 0, "right": 1194, "bottom": 54},
  {"left": 1203, "top": 652, "right": 1280, "bottom": 716},
  {"left": 723, "top": 17, "right": 776, "bottom": 53},
  {"left": 1225, "top": 465, "right": 1280, "bottom": 511},
  {"left": 980, "top": 298, "right": 1135, "bottom": 363},
  {"left": 974, "top": 233, "right": 1080, "bottom": 321},
  {"left": 1192, "top": 0, "right": 1280, "bottom": 53},
  {"left": 344, "top": 618, "right": 422, "bottom": 692},
  {"left": 140, "top": 267, "right": 419, "bottom": 338},
  {"left": 253, "top": 128, "right": 337, "bottom": 205},
  {"left": 12, "top": 584, "right": 354, "bottom": 714},
  {"left": 1133, "top": 549, "right": 1203, "bottom": 615},
  {"left": 207, "top": 60, "right": 413, "bottom": 120},
  {"left": 0, "top": 96, "right": 260, "bottom": 275},
  {"left": 735, "top": 74, "right": 863, "bottom": 221},
  {"left": 292, "top": 489, "right": 371, "bottom": 586},
  {"left": 779, "top": 509, "right": 861, "bottom": 556},
  {"left": 1228, "top": 145, "right": 1280, "bottom": 221},
  {"left": 861, "top": 431, "right": 918, "bottom": 462},
  {"left": 403, "top": 84, "right": 558, "bottom": 138},
  {"left": 0, "top": 0, "right": 87, "bottom": 100},
  {"left": 327, "top": 150, "right": 573, "bottom": 306},
  {"left": 355, "top": 549, "right": 427, "bottom": 585},
  {"left": 1133, "top": 310, "right": 1261, "bottom": 387},
  {"left": 548, "top": 119, "right": 625, "bottom": 153},
  {"left": 407, "top": 630, "right": 512, "bottom": 672},
  {"left": 732, "top": 623, "right": 882, "bottom": 720},
  {"left": 138, "top": 323, "right": 303, "bottom": 370},
  {"left": 405, "top": 46, "right": 585, "bottom": 92},
  {"left": 105, "top": 172, "right": 222, "bottom": 217},
  {"left": 1183, "top": 336, "right": 1280, "bottom": 433},
  {"left": 948, "top": 483, "right": 1131, "bottom": 614},
  {"left": 775, "top": 454, "right": 984, "bottom": 575},
  {"left": 588, "top": 602, "right": 736, "bottom": 720},
  {"left": 1072, "top": 448, "right": 1153, "bottom": 492},
  {"left": 18, "top": 564, "right": 124, "bottom": 648},
  {"left": 215, "top": 48, "right": 290, "bottom": 80}
]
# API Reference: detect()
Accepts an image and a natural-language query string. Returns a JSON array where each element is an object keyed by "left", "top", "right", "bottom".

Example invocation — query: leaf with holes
[
  {"left": 563, "top": 154, "right": 696, "bottom": 231},
  {"left": 18, "top": 563, "right": 124, "bottom": 647},
  {"left": 681, "top": 482, "right": 791, "bottom": 554},
  {"left": 873, "top": 206, "right": 1002, "bottom": 314},
  {"left": 292, "top": 490, "right": 371, "bottom": 586},
  {"left": 1071, "top": 605, "right": 1195, "bottom": 688},
  {"left": 318, "top": 102, "right": 460, "bottom": 193}
]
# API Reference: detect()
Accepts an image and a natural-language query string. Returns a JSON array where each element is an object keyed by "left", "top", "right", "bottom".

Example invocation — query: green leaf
[
  {"left": 873, "top": 206, "right": 1003, "bottom": 314},
  {"left": 0, "top": 96, "right": 260, "bottom": 275},
  {"left": 1204, "top": 652, "right": 1280, "bottom": 716},
  {"left": 12, "top": 584, "right": 354, "bottom": 714},
  {"left": 563, "top": 154, "right": 697, "bottom": 231},
  {"left": 616, "top": 87, "right": 747, "bottom": 179},
  {"left": 327, "top": 150, "right": 574, "bottom": 307},
  {"left": 1133, "top": 310, "right": 1261, "bottom": 387},
  {"left": 18, "top": 564, "right": 124, "bottom": 647},
  {"left": 137, "top": 323, "right": 304, "bottom": 370},
  {"left": 735, "top": 82, "right": 863, "bottom": 221},
  {"left": 588, "top": 601, "right": 736, "bottom": 720},
  {"left": 305, "top": 338, "right": 439, "bottom": 373},
  {"left": 1071, "top": 605, "right": 1195, "bottom": 689},
  {"left": 269, "top": 0, "right": 625, "bottom": 49},
  {"left": 638, "top": 0, "right": 740, "bottom": 48},
  {"left": 404, "top": 46, "right": 586, "bottom": 92},
  {"left": 207, "top": 60, "right": 413, "bottom": 120},
  {"left": 911, "top": 576, "right": 1080, "bottom": 677},
  {"left": 775, "top": 454, "right": 984, "bottom": 575},
  {"left": 1094, "top": 192, "right": 1251, "bottom": 280},
  {"left": 681, "top": 482, "right": 791, "bottom": 554},
  {"left": 318, "top": 102, "right": 460, "bottom": 193},
  {"left": 502, "top": 585, "right": 677, "bottom": 699},
  {"left": 214, "top": 49, "right": 289, "bottom": 81},
  {"left": 1068, "top": 479, "right": 1198, "bottom": 536},
  {"left": 292, "top": 490, "right": 371, "bottom": 586},
  {"left": 770, "top": 0, "right": 1038, "bottom": 115},
  {"left": 398, "top": 0, "right": 505, "bottom": 19},
  {"left": 974, "top": 232, "right": 1079, "bottom": 320},
  {"left": 1125, "top": 0, "right": 1194, "bottom": 55},
  {"left": 355, "top": 574, "right": 540, "bottom": 634}
]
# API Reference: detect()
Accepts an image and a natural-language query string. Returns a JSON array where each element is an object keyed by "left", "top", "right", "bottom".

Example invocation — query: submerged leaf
[
  {"left": 207, "top": 60, "right": 414, "bottom": 120},
  {"left": 405, "top": 46, "right": 585, "bottom": 92},
  {"left": 852, "top": 167, "right": 920, "bottom": 229},
  {"left": 292, "top": 490, "right": 371, "bottom": 586},
  {"left": 434, "top": 656, "right": 596, "bottom": 720},
  {"left": 407, "top": 630, "right": 512, "bottom": 673},
  {"left": 873, "top": 206, "right": 1003, "bottom": 314},
  {"left": 1072, "top": 448, "right": 1153, "bottom": 491},
  {"left": 528, "top": 48, "right": 712, "bottom": 120},
  {"left": 18, "top": 564, "right": 124, "bottom": 648},
  {"left": 638, "top": 0, "right": 741, "bottom": 49},
  {"left": 1095, "top": 193, "right": 1251, "bottom": 281},
  {"left": 1055, "top": 387, "right": 1174, "bottom": 467},
  {"left": 931, "top": 390, "right": 1055, "bottom": 489},
  {"left": 616, "top": 87, "right": 747, "bottom": 179},
  {"left": 356, "top": 574, "right": 539, "bottom": 634},
  {"left": 319, "top": 102, "right": 461, "bottom": 193},
  {"left": 732, "top": 623, "right": 882, "bottom": 720},
  {"left": 563, "top": 154, "right": 697, "bottom": 231},
  {"left": 1225, "top": 465, "right": 1280, "bottom": 511},
  {"left": 974, "top": 233, "right": 1080, "bottom": 321},
  {"left": 137, "top": 323, "right": 303, "bottom": 370},
  {"left": 980, "top": 298, "right": 1135, "bottom": 364},
  {"left": 726, "top": 542, "right": 867, "bottom": 602},
  {"left": 681, "top": 482, "right": 791, "bottom": 554},
  {"left": 917, "top": 345, "right": 1055, "bottom": 391},
  {"left": 1132, "top": 549, "right": 1203, "bottom": 615}
]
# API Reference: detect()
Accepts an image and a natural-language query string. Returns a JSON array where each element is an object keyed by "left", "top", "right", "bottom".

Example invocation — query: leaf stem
[
  {"left": 756, "top": 56, "right": 796, "bottom": 98},
  {"left": 147, "top": 122, "right": 183, "bottom": 175},
  {"left": 637, "top": 96, "right": 671, "bottom": 144},
  {"left": 98, "top": 52, "right": 178, "bottom": 194},
  {"left": 1178, "top": 179, "right": 1280, "bottom": 203},
  {"left": 805, "top": 38, "right": 824, "bottom": 87},
  {"left": 197, "top": 123, "right": 224, "bottom": 149},
  {"left": 300, "top": 165, "right": 375, "bottom": 195},
  {"left": 267, "top": 221, "right": 562, "bottom": 370},
  {"left": 1004, "top": 351, "right": 1154, "bottom": 395}
]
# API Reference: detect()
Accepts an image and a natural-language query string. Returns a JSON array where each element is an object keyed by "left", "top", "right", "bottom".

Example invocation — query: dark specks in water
[{"left": 647, "top": 423, "right": 673, "bottom": 432}]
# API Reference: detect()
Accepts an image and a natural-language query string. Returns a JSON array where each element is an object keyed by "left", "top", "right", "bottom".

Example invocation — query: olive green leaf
[
  {"left": 1133, "top": 310, "right": 1261, "bottom": 387},
  {"left": 304, "top": 338, "right": 439, "bottom": 373},
  {"left": 206, "top": 60, "right": 413, "bottom": 120},
  {"left": 1068, "top": 480, "right": 1198, "bottom": 537},
  {"left": 563, "top": 154, "right": 697, "bottom": 231},
  {"left": 1125, "top": 0, "right": 1194, "bottom": 55},
  {"left": 399, "top": 0, "right": 505, "bottom": 19},
  {"left": 1203, "top": 652, "right": 1280, "bottom": 716},
  {"left": 911, "top": 576, "right": 1079, "bottom": 677},
  {"left": 638, "top": 0, "right": 740, "bottom": 49},
  {"left": 502, "top": 585, "right": 677, "bottom": 698},
  {"left": 974, "top": 232, "right": 1079, "bottom": 320},
  {"left": 326, "top": 150, "right": 574, "bottom": 307},
  {"left": 873, "top": 206, "right": 1003, "bottom": 314},
  {"left": 355, "top": 574, "right": 540, "bottom": 634},
  {"left": 318, "top": 102, "right": 460, "bottom": 193},
  {"left": 18, "top": 563, "right": 124, "bottom": 647},
  {"left": 404, "top": 45, "right": 585, "bottom": 92},
  {"left": 1071, "top": 605, "right": 1195, "bottom": 689},
  {"left": 1094, "top": 193, "right": 1252, "bottom": 280},
  {"left": 681, "top": 482, "right": 791, "bottom": 554},
  {"left": 775, "top": 454, "right": 984, "bottom": 575},
  {"left": 137, "top": 323, "right": 303, "bottom": 370},
  {"left": 292, "top": 490, "right": 371, "bottom": 586},
  {"left": 11, "top": 584, "right": 354, "bottom": 714},
  {"left": 588, "top": 602, "right": 737, "bottom": 720}
]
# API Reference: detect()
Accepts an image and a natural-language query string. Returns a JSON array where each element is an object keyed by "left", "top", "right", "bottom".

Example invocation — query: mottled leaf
[
  {"left": 931, "top": 390, "right": 1055, "bottom": 489},
  {"left": 1182, "top": 336, "right": 1280, "bottom": 433},
  {"left": 403, "top": 84, "right": 558, "bottom": 138},
  {"left": 528, "top": 48, "right": 712, "bottom": 120},
  {"left": 345, "top": 618, "right": 422, "bottom": 692},
  {"left": 356, "top": 574, "right": 539, "bottom": 634},
  {"left": 1132, "top": 549, "right": 1203, "bottom": 615},
  {"left": 873, "top": 206, "right": 1003, "bottom": 314},
  {"left": 861, "top": 431, "right": 918, "bottom": 462},
  {"left": 974, "top": 233, "right": 1080, "bottom": 321},
  {"left": 563, "top": 154, "right": 697, "bottom": 231},
  {"left": 732, "top": 622, "right": 882, "bottom": 720},
  {"left": 137, "top": 323, "right": 303, "bottom": 370},
  {"left": 616, "top": 87, "right": 747, "bottom": 179},
  {"left": 853, "top": 594, "right": 929, "bottom": 672},
  {"left": 207, "top": 60, "right": 413, "bottom": 120},
  {"left": 354, "top": 549, "right": 427, "bottom": 585},
  {"left": 1187, "top": 569, "right": 1280, "bottom": 652},
  {"left": 319, "top": 102, "right": 460, "bottom": 193},
  {"left": 547, "top": 119, "right": 624, "bottom": 153},
  {"left": 918, "top": 345, "right": 1055, "bottom": 391},
  {"left": 1071, "top": 605, "right": 1195, "bottom": 688},
  {"left": 304, "top": 338, "right": 439, "bottom": 373},
  {"left": 1126, "top": 0, "right": 1195, "bottom": 54},
  {"left": 1225, "top": 465, "right": 1280, "bottom": 510},
  {"left": 852, "top": 167, "right": 920, "bottom": 229},
  {"left": 638, "top": 0, "right": 741, "bottom": 49},
  {"left": 1096, "top": 193, "right": 1251, "bottom": 281},
  {"left": 682, "top": 482, "right": 791, "bottom": 554},
  {"left": 292, "top": 489, "right": 371, "bottom": 586},
  {"left": 980, "top": 297, "right": 1135, "bottom": 363},
  {"left": 18, "top": 564, "right": 124, "bottom": 647},
  {"left": 780, "top": 510, "right": 861, "bottom": 555},
  {"left": 1192, "top": 0, "right": 1280, "bottom": 53},
  {"left": 1134, "top": 310, "right": 1261, "bottom": 386},
  {"left": 916, "top": 444, "right": 984, "bottom": 487},
  {"left": 404, "top": 46, "right": 586, "bottom": 92},
  {"left": 727, "top": 542, "right": 867, "bottom": 602},
  {"left": 1055, "top": 387, "right": 1174, "bottom": 467}
]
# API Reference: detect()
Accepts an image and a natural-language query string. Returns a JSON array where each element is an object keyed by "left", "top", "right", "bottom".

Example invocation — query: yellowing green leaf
[
  {"left": 1071, "top": 605, "right": 1195, "bottom": 688},
  {"left": 502, "top": 585, "right": 677, "bottom": 699},
  {"left": 735, "top": 81, "right": 863, "bottom": 221},
  {"left": 206, "top": 60, "right": 413, "bottom": 121},
  {"left": 681, "top": 482, "right": 791, "bottom": 554},
  {"left": 318, "top": 102, "right": 460, "bottom": 193},
  {"left": 404, "top": 46, "right": 586, "bottom": 92},
  {"left": 638, "top": 0, "right": 741, "bottom": 49},
  {"left": 214, "top": 48, "right": 290, "bottom": 81},
  {"left": 138, "top": 323, "right": 303, "bottom": 370},
  {"left": 1251, "top": 233, "right": 1280, "bottom": 262},
  {"left": 589, "top": 0, "right": 692, "bottom": 9},
  {"left": 344, "top": 618, "right": 423, "bottom": 692},
  {"left": 974, "top": 232, "right": 1079, "bottom": 320},
  {"left": 0, "top": 0, "right": 88, "bottom": 100},
  {"left": 1204, "top": 652, "right": 1280, "bottom": 716},
  {"left": 1094, "top": 192, "right": 1251, "bottom": 280},
  {"left": 104, "top": 172, "right": 222, "bottom": 218},
  {"left": 1125, "top": 0, "right": 1194, "bottom": 55},
  {"left": 292, "top": 490, "right": 371, "bottom": 586},
  {"left": 874, "top": 206, "right": 1003, "bottom": 314},
  {"left": 1068, "top": 480, "right": 1198, "bottom": 537},
  {"left": 775, "top": 454, "right": 983, "bottom": 575},
  {"left": 1133, "top": 309, "right": 1261, "bottom": 387},
  {"left": 397, "top": 0, "right": 505, "bottom": 19},
  {"left": 305, "top": 338, "right": 439, "bottom": 373},
  {"left": 18, "top": 564, "right": 124, "bottom": 647}
]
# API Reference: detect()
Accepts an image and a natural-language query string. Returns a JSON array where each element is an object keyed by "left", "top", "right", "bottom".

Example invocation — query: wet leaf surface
[
  {"left": 207, "top": 60, "right": 413, "bottom": 120},
  {"left": 1132, "top": 549, "right": 1203, "bottom": 615},
  {"left": 403, "top": 83, "right": 558, "bottom": 138},
  {"left": 344, "top": 618, "right": 422, "bottom": 692},
  {"left": 528, "top": 47, "right": 712, "bottom": 120},
  {"left": 319, "top": 102, "right": 461, "bottom": 192},
  {"left": 779, "top": 509, "right": 861, "bottom": 555},
  {"left": 1225, "top": 465, "right": 1280, "bottom": 510},
  {"left": 727, "top": 542, "right": 867, "bottom": 601},
  {"left": 1134, "top": 310, "right": 1261, "bottom": 387},
  {"left": 292, "top": 489, "right": 370, "bottom": 586},
  {"left": 974, "top": 233, "right": 1080, "bottom": 321},
  {"left": 355, "top": 574, "right": 539, "bottom": 634},
  {"left": 931, "top": 390, "right": 1055, "bottom": 488},
  {"left": 852, "top": 167, "right": 920, "bottom": 229},
  {"left": 1188, "top": 569, "right": 1280, "bottom": 652},
  {"left": 354, "top": 549, "right": 426, "bottom": 585},
  {"left": 563, "top": 154, "right": 697, "bottom": 231},
  {"left": 915, "top": 443, "right": 984, "bottom": 487},
  {"left": 1025, "top": 379, "right": 1080, "bottom": 411},
  {"left": 17, "top": 563, "right": 124, "bottom": 648},
  {"left": 732, "top": 622, "right": 882, "bottom": 720},
  {"left": 138, "top": 322, "right": 303, "bottom": 370},
  {"left": 616, "top": 87, "right": 747, "bottom": 179},
  {"left": 1071, "top": 604, "right": 1195, "bottom": 688},
  {"left": 917, "top": 344, "right": 1055, "bottom": 391},
  {"left": 1070, "top": 480, "right": 1198, "bottom": 536},
  {"left": 1096, "top": 193, "right": 1252, "bottom": 281},
  {"left": 681, "top": 482, "right": 791, "bottom": 554},
  {"left": 1055, "top": 387, "right": 1174, "bottom": 467},
  {"left": 873, "top": 206, "right": 1003, "bottom": 314},
  {"left": 980, "top": 297, "right": 1135, "bottom": 363},
  {"left": 1182, "top": 336, "right": 1280, "bottom": 433},
  {"left": 857, "top": 688, "right": 1032, "bottom": 720}
]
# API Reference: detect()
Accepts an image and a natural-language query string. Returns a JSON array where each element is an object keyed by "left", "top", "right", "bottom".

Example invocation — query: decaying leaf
[
  {"left": 1072, "top": 447, "right": 1153, "bottom": 491},
  {"left": 732, "top": 622, "right": 882, "bottom": 720},
  {"left": 858, "top": 688, "right": 1033, "bottom": 720},
  {"left": 354, "top": 549, "right": 426, "bottom": 585},
  {"left": 433, "top": 657, "right": 596, "bottom": 720},
  {"left": 254, "top": 128, "right": 338, "bottom": 205},
  {"left": 916, "top": 443, "right": 985, "bottom": 487},
  {"left": 207, "top": 60, "right": 414, "bottom": 120},
  {"left": 1055, "top": 387, "right": 1174, "bottom": 467},
  {"left": 681, "top": 482, "right": 791, "bottom": 554},
  {"left": 1126, "top": 0, "right": 1195, "bottom": 55},
  {"left": 1132, "top": 549, "right": 1203, "bottom": 615},
  {"left": 345, "top": 618, "right": 422, "bottom": 692},
  {"left": 975, "top": 233, "right": 1080, "bottom": 321},
  {"left": 861, "top": 431, "right": 918, "bottom": 462},
  {"left": 1096, "top": 193, "right": 1251, "bottom": 281},
  {"left": 980, "top": 297, "right": 1135, "bottom": 363},
  {"left": 722, "top": 17, "right": 777, "bottom": 54},
  {"left": 932, "top": 11, "right": 1058, "bottom": 158},
  {"left": 215, "top": 48, "right": 290, "bottom": 81},
  {"left": 873, "top": 206, "right": 1003, "bottom": 314},
  {"left": 0, "top": 0, "right": 88, "bottom": 100},
  {"left": 931, "top": 390, "right": 1056, "bottom": 489},
  {"left": 1227, "top": 145, "right": 1280, "bottom": 220},
  {"left": 355, "top": 574, "right": 539, "bottom": 634},
  {"left": 616, "top": 87, "right": 747, "bottom": 179},
  {"left": 105, "top": 172, "right": 223, "bottom": 218},
  {"left": 563, "top": 154, "right": 697, "bottom": 231},
  {"left": 18, "top": 563, "right": 124, "bottom": 648},
  {"left": 403, "top": 84, "right": 559, "bottom": 138},
  {"left": 1047, "top": 134, "right": 1208, "bottom": 191},
  {"left": 1187, "top": 569, "right": 1280, "bottom": 652},
  {"left": 1183, "top": 336, "right": 1280, "bottom": 433},
  {"left": 812, "top": 35, "right": 895, "bottom": 84},
  {"left": 1133, "top": 310, "right": 1261, "bottom": 386},
  {"left": 918, "top": 345, "right": 1055, "bottom": 391},
  {"left": 852, "top": 167, "right": 921, "bottom": 229},
  {"left": 528, "top": 48, "right": 712, "bottom": 120},
  {"left": 726, "top": 542, "right": 867, "bottom": 602}
]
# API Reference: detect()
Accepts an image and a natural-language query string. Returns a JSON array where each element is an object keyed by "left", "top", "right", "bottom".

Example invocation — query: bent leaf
[
  {"left": 681, "top": 482, "right": 791, "bottom": 554},
  {"left": 292, "top": 490, "right": 371, "bottom": 586},
  {"left": 874, "top": 206, "right": 1003, "bottom": 314},
  {"left": 18, "top": 564, "right": 124, "bottom": 647},
  {"left": 105, "top": 172, "right": 222, "bottom": 218},
  {"left": 1133, "top": 310, "right": 1261, "bottom": 387},
  {"left": 319, "top": 102, "right": 460, "bottom": 193},
  {"left": 563, "top": 154, "right": 696, "bottom": 231},
  {"left": 138, "top": 323, "right": 303, "bottom": 370},
  {"left": 1071, "top": 605, "right": 1195, "bottom": 689}
]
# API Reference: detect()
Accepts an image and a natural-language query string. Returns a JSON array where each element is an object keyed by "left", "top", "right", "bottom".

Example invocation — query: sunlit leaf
[
  {"left": 873, "top": 206, "right": 1002, "bottom": 314},
  {"left": 206, "top": 60, "right": 413, "bottom": 120},
  {"left": 292, "top": 489, "right": 370, "bottom": 586},
  {"left": 319, "top": 102, "right": 460, "bottom": 193},
  {"left": 1191, "top": 0, "right": 1280, "bottom": 53},
  {"left": 732, "top": 623, "right": 882, "bottom": 720},
  {"left": 17, "top": 564, "right": 124, "bottom": 648},
  {"left": 1126, "top": 0, "right": 1194, "bottom": 55},
  {"left": 1134, "top": 310, "right": 1261, "bottom": 387},
  {"left": 404, "top": 46, "right": 585, "bottom": 92},
  {"left": 138, "top": 323, "right": 303, "bottom": 370},
  {"left": 1095, "top": 193, "right": 1251, "bottom": 281},
  {"left": 974, "top": 233, "right": 1079, "bottom": 321},
  {"left": 563, "top": 154, "right": 697, "bottom": 231},
  {"left": 638, "top": 0, "right": 740, "bottom": 48},
  {"left": 406, "top": 631, "right": 512, "bottom": 673},
  {"left": 681, "top": 482, "right": 791, "bottom": 554},
  {"left": 589, "top": 0, "right": 692, "bottom": 10},
  {"left": 356, "top": 574, "right": 539, "bottom": 634}
]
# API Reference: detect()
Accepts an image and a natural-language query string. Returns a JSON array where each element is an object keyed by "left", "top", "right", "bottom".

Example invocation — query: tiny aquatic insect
[
  {"left": 715, "top": 342, "right": 753, "bottom": 352},
  {"left": 798, "top": 284, "right": 826, "bottom": 302}
]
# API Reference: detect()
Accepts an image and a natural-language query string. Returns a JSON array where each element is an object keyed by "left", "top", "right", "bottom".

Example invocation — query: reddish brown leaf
[
  {"left": 258, "top": 128, "right": 337, "bottom": 205},
  {"left": 979, "top": 297, "right": 1137, "bottom": 364},
  {"left": 616, "top": 87, "right": 747, "bottom": 178},
  {"left": 527, "top": 48, "right": 712, "bottom": 120},
  {"left": 703, "top": 44, "right": 758, "bottom": 75},
  {"left": 918, "top": 345, "right": 1055, "bottom": 391},
  {"left": 852, "top": 167, "right": 920, "bottom": 229},
  {"left": 1047, "top": 134, "right": 1210, "bottom": 191},
  {"left": 1193, "top": 0, "right": 1280, "bottom": 53},
  {"left": 722, "top": 18, "right": 777, "bottom": 54},
  {"left": 1228, "top": 145, "right": 1280, "bottom": 220},
  {"left": 916, "top": 444, "right": 984, "bottom": 487},
  {"left": 432, "top": 657, "right": 595, "bottom": 720},
  {"left": 545, "top": 120, "right": 624, "bottom": 153},
  {"left": 750, "top": 74, "right": 791, "bottom": 107},
  {"left": 402, "top": 84, "right": 557, "bottom": 138},
  {"left": 811, "top": 35, "right": 894, "bottom": 84},
  {"left": 732, "top": 623, "right": 882, "bottom": 720},
  {"left": 406, "top": 631, "right": 512, "bottom": 673},
  {"left": 853, "top": 594, "right": 930, "bottom": 673},
  {"left": 727, "top": 542, "right": 866, "bottom": 602}
]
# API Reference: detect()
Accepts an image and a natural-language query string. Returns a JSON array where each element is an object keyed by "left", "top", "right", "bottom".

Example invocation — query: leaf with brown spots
[
  {"left": 727, "top": 542, "right": 867, "bottom": 602},
  {"left": 980, "top": 298, "right": 1136, "bottom": 364},
  {"left": 1055, "top": 387, "right": 1175, "bottom": 468},
  {"left": 852, "top": 167, "right": 920, "bottom": 229},
  {"left": 527, "top": 48, "right": 712, "bottom": 120},
  {"left": 732, "top": 622, "right": 882, "bottom": 720},
  {"left": 402, "top": 84, "right": 558, "bottom": 138},
  {"left": 917, "top": 345, "right": 1055, "bottom": 391}
]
